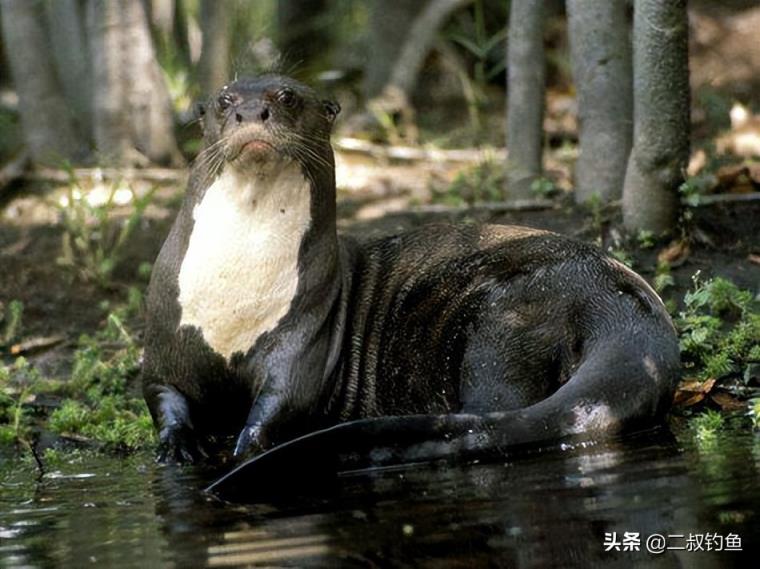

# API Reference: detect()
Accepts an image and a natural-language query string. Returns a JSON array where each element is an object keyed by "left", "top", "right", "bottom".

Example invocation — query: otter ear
[{"left": 322, "top": 99, "right": 341, "bottom": 125}]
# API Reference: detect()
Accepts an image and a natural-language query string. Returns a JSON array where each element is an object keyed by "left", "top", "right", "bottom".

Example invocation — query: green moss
[
  {"left": 0, "top": 357, "right": 44, "bottom": 447},
  {"left": 676, "top": 275, "right": 760, "bottom": 381},
  {"left": 749, "top": 399, "right": 760, "bottom": 429},
  {"left": 49, "top": 397, "right": 154, "bottom": 451},
  {"left": 0, "top": 290, "right": 155, "bottom": 454},
  {"left": 703, "top": 351, "right": 734, "bottom": 380},
  {"left": 0, "top": 425, "right": 18, "bottom": 445},
  {"left": 49, "top": 301, "right": 155, "bottom": 451},
  {"left": 691, "top": 409, "right": 726, "bottom": 443},
  {"left": 48, "top": 400, "right": 89, "bottom": 433},
  {"left": 636, "top": 230, "right": 656, "bottom": 250}
]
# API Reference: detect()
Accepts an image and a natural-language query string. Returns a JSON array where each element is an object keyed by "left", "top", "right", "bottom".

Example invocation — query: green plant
[
  {"left": 676, "top": 274, "right": 760, "bottom": 382},
  {"left": 0, "top": 107, "right": 22, "bottom": 160},
  {"left": 368, "top": 102, "right": 404, "bottom": 145},
  {"left": 583, "top": 193, "right": 605, "bottom": 245},
  {"left": 691, "top": 408, "right": 725, "bottom": 443},
  {"left": 55, "top": 167, "right": 158, "bottom": 287},
  {"left": 637, "top": 230, "right": 656, "bottom": 250},
  {"left": 137, "top": 262, "right": 153, "bottom": 282},
  {"left": 654, "top": 261, "right": 675, "bottom": 294},
  {"left": 50, "top": 305, "right": 154, "bottom": 451},
  {"left": 1, "top": 300, "right": 23, "bottom": 347},
  {"left": 434, "top": 159, "right": 505, "bottom": 205},
  {"left": 49, "top": 398, "right": 153, "bottom": 451},
  {"left": 449, "top": 1, "right": 507, "bottom": 88},
  {"left": 749, "top": 399, "right": 760, "bottom": 429},
  {"left": 160, "top": 50, "right": 193, "bottom": 114},
  {"left": 608, "top": 248, "right": 633, "bottom": 268},
  {"left": 447, "top": 0, "right": 507, "bottom": 130},
  {"left": 0, "top": 357, "right": 43, "bottom": 446},
  {"left": 695, "top": 88, "right": 732, "bottom": 135},
  {"left": 530, "top": 177, "right": 556, "bottom": 198},
  {"left": 678, "top": 173, "right": 714, "bottom": 208}
]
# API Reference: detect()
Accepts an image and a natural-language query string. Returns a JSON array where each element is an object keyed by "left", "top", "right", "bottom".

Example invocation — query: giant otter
[{"left": 142, "top": 75, "right": 680, "bottom": 476}]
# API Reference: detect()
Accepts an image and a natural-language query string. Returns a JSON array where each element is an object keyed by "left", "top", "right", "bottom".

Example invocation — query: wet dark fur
[{"left": 143, "top": 75, "right": 680, "bottom": 469}]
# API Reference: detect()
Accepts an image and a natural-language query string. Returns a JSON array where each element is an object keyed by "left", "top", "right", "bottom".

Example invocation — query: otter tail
[{"left": 207, "top": 335, "right": 679, "bottom": 501}]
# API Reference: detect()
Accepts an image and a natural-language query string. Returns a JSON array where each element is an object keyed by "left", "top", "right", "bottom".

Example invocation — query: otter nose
[{"left": 234, "top": 101, "right": 270, "bottom": 124}]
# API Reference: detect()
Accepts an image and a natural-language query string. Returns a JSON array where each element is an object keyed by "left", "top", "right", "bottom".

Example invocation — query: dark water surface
[{"left": 1, "top": 423, "right": 758, "bottom": 568}]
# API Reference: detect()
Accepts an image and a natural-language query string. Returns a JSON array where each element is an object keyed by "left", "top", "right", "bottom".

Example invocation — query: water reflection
[{"left": 1, "top": 425, "right": 758, "bottom": 568}]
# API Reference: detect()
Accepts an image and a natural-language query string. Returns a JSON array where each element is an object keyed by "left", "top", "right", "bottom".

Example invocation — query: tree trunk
[
  {"left": 122, "top": 0, "right": 181, "bottom": 164},
  {"left": 173, "top": 0, "right": 194, "bottom": 66},
  {"left": 622, "top": 0, "right": 689, "bottom": 234},
  {"left": 362, "top": 0, "right": 473, "bottom": 144},
  {"left": 146, "top": 0, "right": 186, "bottom": 68},
  {"left": 0, "top": 9, "right": 8, "bottom": 88},
  {"left": 505, "top": 0, "right": 546, "bottom": 200},
  {"left": 198, "top": 0, "right": 230, "bottom": 95},
  {"left": 385, "top": 0, "right": 473, "bottom": 98},
  {"left": 364, "top": 0, "right": 425, "bottom": 98},
  {"left": 87, "top": 0, "right": 135, "bottom": 162},
  {"left": 147, "top": 0, "right": 174, "bottom": 38},
  {"left": 567, "top": 0, "right": 632, "bottom": 204},
  {"left": 277, "top": 0, "right": 329, "bottom": 72},
  {"left": 44, "top": 0, "right": 93, "bottom": 145},
  {"left": 87, "top": 0, "right": 180, "bottom": 166},
  {"left": 0, "top": 0, "right": 84, "bottom": 164}
]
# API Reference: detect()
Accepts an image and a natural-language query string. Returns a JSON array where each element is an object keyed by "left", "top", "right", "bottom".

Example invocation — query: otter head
[{"left": 197, "top": 74, "right": 341, "bottom": 178}]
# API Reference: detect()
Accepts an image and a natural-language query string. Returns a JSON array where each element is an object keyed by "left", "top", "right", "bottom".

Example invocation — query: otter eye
[
  {"left": 276, "top": 88, "right": 297, "bottom": 108},
  {"left": 218, "top": 92, "right": 234, "bottom": 111}
]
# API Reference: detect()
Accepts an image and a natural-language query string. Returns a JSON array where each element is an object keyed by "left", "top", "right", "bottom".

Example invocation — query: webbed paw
[
  {"left": 233, "top": 424, "right": 273, "bottom": 459},
  {"left": 157, "top": 424, "right": 207, "bottom": 464}
]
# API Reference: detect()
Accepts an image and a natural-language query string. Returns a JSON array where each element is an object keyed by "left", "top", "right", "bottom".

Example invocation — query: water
[{"left": 1, "top": 422, "right": 758, "bottom": 568}]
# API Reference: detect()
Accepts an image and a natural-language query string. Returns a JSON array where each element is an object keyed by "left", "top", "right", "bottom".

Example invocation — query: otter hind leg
[{"left": 457, "top": 307, "right": 563, "bottom": 413}]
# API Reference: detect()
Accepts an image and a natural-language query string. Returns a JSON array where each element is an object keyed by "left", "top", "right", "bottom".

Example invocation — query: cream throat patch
[{"left": 177, "top": 163, "right": 312, "bottom": 360}]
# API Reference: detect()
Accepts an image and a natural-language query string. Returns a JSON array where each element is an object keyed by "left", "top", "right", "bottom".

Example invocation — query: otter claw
[
  {"left": 157, "top": 425, "right": 206, "bottom": 464},
  {"left": 234, "top": 424, "right": 270, "bottom": 458}
]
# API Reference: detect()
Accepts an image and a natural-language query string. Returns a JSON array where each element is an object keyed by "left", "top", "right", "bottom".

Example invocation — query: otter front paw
[
  {"left": 157, "top": 424, "right": 207, "bottom": 464},
  {"left": 233, "top": 424, "right": 273, "bottom": 458}
]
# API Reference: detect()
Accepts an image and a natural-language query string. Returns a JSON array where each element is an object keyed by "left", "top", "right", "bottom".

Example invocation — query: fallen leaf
[
  {"left": 710, "top": 392, "right": 746, "bottom": 411},
  {"left": 716, "top": 165, "right": 757, "bottom": 194},
  {"left": 658, "top": 240, "right": 691, "bottom": 267},
  {"left": 673, "top": 377, "right": 716, "bottom": 407}
]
